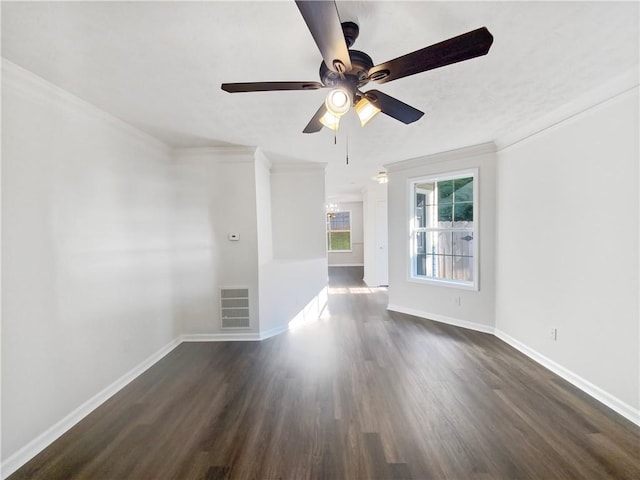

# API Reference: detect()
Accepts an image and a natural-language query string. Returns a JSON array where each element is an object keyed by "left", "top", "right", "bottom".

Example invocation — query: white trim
[
  {"left": 0, "top": 338, "right": 182, "bottom": 479},
  {"left": 1, "top": 59, "right": 169, "bottom": 156},
  {"left": 495, "top": 68, "right": 639, "bottom": 151},
  {"left": 495, "top": 329, "right": 640, "bottom": 427},
  {"left": 328, "top": 263, "right": 364, "bottom": 267},
  {"left": 407, "top": 168, "right": 479, "bottom": 291},
  {"left": 258, "top": 325, "right": 290, "bottom": 340},
  {"left": 387, "top": 304, "right": 495, "bottom": 334},
  {"left": 172, "top": 146, "right": 257, "bottom": 163},
  {"left": 270, "top": 161, "right": 327, "bottom": 174},
  {"left": 181, "top": 325, "right": 289, "bottom": 343},
  {"left": 384, "top": 142, "right": 496, "bottom": 173},
  {"left": 181, "top": 332, "right": 261, "bottom": 342}
]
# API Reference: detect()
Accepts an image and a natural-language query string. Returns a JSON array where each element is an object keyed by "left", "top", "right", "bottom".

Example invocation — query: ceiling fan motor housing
[{"left": 320, "top": 49, "right": 373, "bottom": 102}]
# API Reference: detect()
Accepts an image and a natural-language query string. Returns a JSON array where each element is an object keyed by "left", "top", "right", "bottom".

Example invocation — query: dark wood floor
[{"left": 10, "top": 266, "right": 640, "bottom": 479}]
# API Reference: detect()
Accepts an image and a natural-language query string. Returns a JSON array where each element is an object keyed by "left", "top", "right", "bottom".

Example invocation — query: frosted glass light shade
[
  {"left": 355, "top": 98, "right": 381, "bottom": 126},
  {"left": 319, "top": 111, "right": 340, "bottom": 131},
  {"left": 325, "top": 88, "right": 351, "bottom": 117}
]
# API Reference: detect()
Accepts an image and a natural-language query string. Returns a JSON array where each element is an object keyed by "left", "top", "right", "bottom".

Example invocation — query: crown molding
[
  {"left": 1, "top": 58, "right": 170, "bottom": 155},
  {"left": 254, "top": 148, "right": 273, "bottom": 170},
  {"left": 384, "top": 142, "right": 496, "bottom": 173},
  {"left": 172, "top": 145, "right": 257, "bottom": 163},
  {"left": 270, "top": 161, "right": 327, "bottom": 174},
  {"left": 495, "top": 68, "right": 639, "bottom": 151}
]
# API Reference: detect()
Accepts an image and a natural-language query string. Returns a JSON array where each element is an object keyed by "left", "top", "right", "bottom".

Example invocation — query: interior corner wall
[
  {"left": 495, "top": 87, "right": 639, "bottom": 417},
  {"left": 1, "top": 62, "right": 177, "bottom": 463},
  {"left": 171, "top": 148, "right": 260, "bottom": 336},
  {"left": 328, "top": 201, "right": 364, "bottom": 266},
  {"left": 386, "top": 147, "right": 497, "bottom": 331}
]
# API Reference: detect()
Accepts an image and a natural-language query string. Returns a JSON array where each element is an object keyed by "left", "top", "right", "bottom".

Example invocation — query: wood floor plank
[{"left": 8, "top": 266, "right": 639, "bottom": 479}]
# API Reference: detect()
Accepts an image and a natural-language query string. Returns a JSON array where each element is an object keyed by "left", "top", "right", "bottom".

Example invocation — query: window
[
  {"left": 410, "top": 170, "right": 477, "bottom": 288},
  {"left": 327, "top": 211, "right": 351, "bottom": 252}
]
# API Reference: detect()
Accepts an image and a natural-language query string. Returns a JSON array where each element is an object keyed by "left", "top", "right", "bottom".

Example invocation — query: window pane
[
  {"left": 415, "top": 194, "right": 426, "bottom": 228},
  {"left": 410, "top": 172, "right": 476, "bottom": 286},
  {"left": 436, "top": 231, "right": 452, "bottom": 256},
  {"left": 453, "top": 256, "right": 473, "bottom": 282},
  {"left": 438, "top": 180, "right": 454, "bottom": 204},
  {"left": 454, "top": 202, "right": 473, "bottom": 223},
  {"left": 415, "top": 231, "right": 426, "bottom": 254},
  {"left": 438, "top": 204, "right": 452, "bottom": 224},
  {"left": 427, "top": 254, "right": 451, "bottom": 279},
  {"left": 452, "top": 231, "right": 474, "bottom": 257},
  {"left": 453, "top": 177, "right": 473, "bottom": 202},
  {"left": 329, "top": 211, "right": 350, "bottom": 230},
  {"left": 416, "top": 250, "right": 426, "bottom": 276},
  {"left": 416, "top": 182, "right": 436, "bottom": 205},
  {"left": 329, "top": 231, "right": 350, "bottom": 250},
  {"left": 422, "top": 254, "right": 437, "bottom": 277}
]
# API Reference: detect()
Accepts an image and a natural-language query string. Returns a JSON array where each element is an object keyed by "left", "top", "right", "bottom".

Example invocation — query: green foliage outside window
[{"left": 327, "top": 211, "right": 351, "bottom": 251}]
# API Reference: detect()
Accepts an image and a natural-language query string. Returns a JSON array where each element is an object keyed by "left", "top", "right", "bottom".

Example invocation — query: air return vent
[{"left": 220, "top": 288, "right": 250, "bottom": 329}]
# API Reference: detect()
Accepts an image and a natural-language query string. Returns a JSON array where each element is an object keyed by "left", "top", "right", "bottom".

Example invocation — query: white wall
[
  {"left": 495, "top": 87, "right": 639, "bottom": 418},
  {"left": 270, "top": 164, "right": 327, "bottom": 260},
  {"left": 1, "top": 61, "right": 177, "bottom": 462},
  {"left": 259, "top": 161, "right": 328, "bottom": 335},
  {"left": 386, "top": 144, "right": 497, "bottom": 331},
  {"left": 171, "top": 147, "right": 260, "bottom": 335},
  {"left": 255, "top": 149, "right": 273, "bottom": 265},
  {"left": 362, "top": 182, "right": 388, "bottom": 287},
  {"left": 327, "top": 201, "right": 364, "bottom": 266}
]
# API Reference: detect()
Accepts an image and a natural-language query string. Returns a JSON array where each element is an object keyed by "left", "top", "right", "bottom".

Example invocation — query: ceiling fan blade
[
  {"left": 364, "top": 90, "right": 424, "bottom": 124},
  {"left": 221, "top": 81, "right": 324, "bottom": 93},
  {"left": 295, "top": 0, "right": 352, "bottom": 73},
  {"left": 367, "top": 27, "right": 494, "bottom": 84},
  {"left": 303, "top": 103, "right": 328, "bottom": 133}
]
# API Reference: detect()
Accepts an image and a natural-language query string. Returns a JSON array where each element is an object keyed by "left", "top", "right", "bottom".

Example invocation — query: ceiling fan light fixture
[
  {"left": 325, "top": 88, "right": 352, "bottom": 117},
  {"left": 355, "top": 97, "right": 381, "bottom": 126},
  {"left": 319, "top": 110, "right": 341, "bottom": 131},
  {"left": 373, "top": 171, "right": 388, "bottom": 184}
]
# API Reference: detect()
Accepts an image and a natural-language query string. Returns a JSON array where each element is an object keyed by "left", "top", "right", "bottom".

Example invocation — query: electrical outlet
[{"left": 549, "top": 327, "right": 558, "bottom": 341}]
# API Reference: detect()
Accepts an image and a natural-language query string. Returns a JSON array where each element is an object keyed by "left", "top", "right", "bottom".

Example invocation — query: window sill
[{"left": 408, "top": 275, "right": 478, "bottom": 291}]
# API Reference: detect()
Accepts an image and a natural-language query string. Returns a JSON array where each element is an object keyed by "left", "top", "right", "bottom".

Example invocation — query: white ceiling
[{"left": 2, "top": 1, "right": 638, "bottom": 200}]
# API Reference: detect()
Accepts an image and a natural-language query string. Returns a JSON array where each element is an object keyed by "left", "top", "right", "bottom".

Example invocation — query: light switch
[{"left": 228, "top": 233, "right": 240, "bottom": 241}]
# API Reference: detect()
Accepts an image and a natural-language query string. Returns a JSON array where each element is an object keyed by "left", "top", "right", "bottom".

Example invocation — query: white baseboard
[
  {"left": 181, "top": 326, "right": 289, "bottom": 343},
  {"left": 495, "top": 329, "right": 640, "bottom": 426},
  {"left": 181, "top": 332, "right": 261, "bottom": 342},
  {"left": 258, "top": 324, "right": 289, "bottom": 340},
  {"left": 387, "top": 304, "right": 495, "bottom": 334},
  {"left": 4, "top": 320, "right": 637, "bottom": 479},
  {"left": 1, "top": 338, "right": 182, "bottom": 479},
  {"left": 328, "top": 263, "right": 364, "bottom": 267}
]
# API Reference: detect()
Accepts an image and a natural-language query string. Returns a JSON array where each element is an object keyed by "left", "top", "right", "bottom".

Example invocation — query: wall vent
[{"left": 220, "top": 288, "right": 250, "bottom": 329}]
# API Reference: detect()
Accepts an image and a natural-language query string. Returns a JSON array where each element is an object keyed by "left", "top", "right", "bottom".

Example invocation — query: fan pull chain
[{"left": 346, "top": 123, "right": 349, "bottom": 165}]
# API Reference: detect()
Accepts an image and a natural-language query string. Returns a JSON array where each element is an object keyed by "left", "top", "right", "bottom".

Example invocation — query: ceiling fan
[{"left": 221, "top": 1, "right": 494, "bottom": 134}]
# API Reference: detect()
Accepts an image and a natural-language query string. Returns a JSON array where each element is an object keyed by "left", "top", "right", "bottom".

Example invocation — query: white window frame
[
  {"left": 327, "top": 210, "right": 352, "bottom": 252},
  {"left": 408, "top": 168, "right": 479, "bottom": 291}
]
